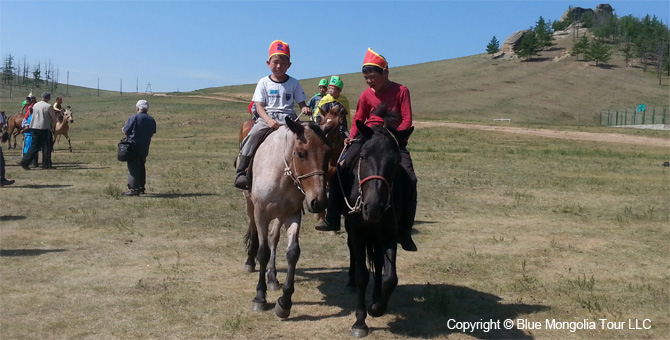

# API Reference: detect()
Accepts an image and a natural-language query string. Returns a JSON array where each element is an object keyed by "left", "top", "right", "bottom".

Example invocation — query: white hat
[{"left": 136, "top": 100, "right": 149, "bottom": 111}]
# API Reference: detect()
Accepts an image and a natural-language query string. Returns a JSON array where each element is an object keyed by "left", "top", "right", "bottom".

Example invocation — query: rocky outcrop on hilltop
[{"left": 561, "top": 4, "right": 613, "bottom": 22}]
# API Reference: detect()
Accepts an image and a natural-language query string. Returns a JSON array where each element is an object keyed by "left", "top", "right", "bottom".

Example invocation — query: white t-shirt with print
[{"left": 252, "top": 75, "right": 307, "bottom": 120}]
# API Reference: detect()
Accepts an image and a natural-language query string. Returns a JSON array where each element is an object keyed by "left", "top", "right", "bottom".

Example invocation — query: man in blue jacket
[{"left": 122, "top": 100, "right": 157, "bottom": 196}]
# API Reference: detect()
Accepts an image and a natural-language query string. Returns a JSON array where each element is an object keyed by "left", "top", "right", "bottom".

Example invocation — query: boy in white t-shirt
[{"left": 234, "top": 40, "right": 311, "bottom": 190}]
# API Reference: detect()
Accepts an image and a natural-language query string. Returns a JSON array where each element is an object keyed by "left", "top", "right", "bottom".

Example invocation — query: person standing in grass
[
  {"left": 0, "top": 111, "right": 15, "bottom": 187},
  {"left": 121, "top": 100, "right": 156, "bottom": 196},
  {"left": 315, "top": 48, "right": 418, "bottom": 252},
  {"left": 19, "top": 92, "right": 57, "bottom": 170},
  {"left": 233, "top": 39, "right": 310, "bottom": 190}
]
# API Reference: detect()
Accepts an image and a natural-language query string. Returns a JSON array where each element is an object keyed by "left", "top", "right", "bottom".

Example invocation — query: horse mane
[
  {"left": 370, "top": 104, "right": 400, "bottom": 129},
  {"left": 305, "top": 121, "right": 330, "bottom": 146}
]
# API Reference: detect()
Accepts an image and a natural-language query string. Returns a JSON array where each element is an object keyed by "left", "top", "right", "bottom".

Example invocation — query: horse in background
[
  {"left": 240, "top": 118, "right": 332, "bottom": 319},
  {"left": 4, "top": 114, "right": 24, "bottom": 149},
  {"left": 53, "top": 106, "right": 74, "bottom": 152},
  {"left": 339, "top": 109, "right": 413, "bottom": 337}
]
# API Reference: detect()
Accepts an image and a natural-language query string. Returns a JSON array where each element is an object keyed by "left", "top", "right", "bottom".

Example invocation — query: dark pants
[
  {"left": 0, "top": 146, "right": 6, "bottom": 179},
  {"left": 21, "top": 129, "right": 52, "bottom": 168},
  {"left": 325, "top": 141, "right": 418, "bottom": 225},
  {"left": 127, "top": 156, "right": 147, "bottom": 193}
]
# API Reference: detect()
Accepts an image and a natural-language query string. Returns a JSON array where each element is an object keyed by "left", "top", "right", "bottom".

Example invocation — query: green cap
[
  {"left": 318, "top": 78, "right": 328, "bottom": 87},
  {"left": 329, "top": 75, "right": 343, "bottom": 89}
]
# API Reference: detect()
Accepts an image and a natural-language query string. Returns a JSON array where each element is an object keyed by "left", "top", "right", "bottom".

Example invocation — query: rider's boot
[
  {"left": 233, "top": 155, "right": 252, "bottom": 190},
  {"left": 398, "top": 200, "right": 418, "bottom": 251}
]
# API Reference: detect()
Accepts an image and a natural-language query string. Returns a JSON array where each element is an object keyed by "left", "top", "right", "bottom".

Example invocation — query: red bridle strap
[{"left": 359, "top": 175, "right": 392, "bottom": 195}]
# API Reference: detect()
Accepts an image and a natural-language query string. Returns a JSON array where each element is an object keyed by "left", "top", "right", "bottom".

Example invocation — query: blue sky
[{"left": 1, "top": 1, "right": 668, "bottom": 93}]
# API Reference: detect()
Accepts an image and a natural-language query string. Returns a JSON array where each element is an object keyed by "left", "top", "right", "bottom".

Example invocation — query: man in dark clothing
[{"left": 122, "top": 100, "right": 156, "bottom": 196}]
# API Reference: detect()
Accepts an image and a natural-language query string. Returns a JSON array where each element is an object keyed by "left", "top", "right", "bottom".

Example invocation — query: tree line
[
  {"left": 1, "top": 54, "right": 61, "bottom": 93},
  {"left": 486, "top": 9, "right": 670, "bottom": 84}
]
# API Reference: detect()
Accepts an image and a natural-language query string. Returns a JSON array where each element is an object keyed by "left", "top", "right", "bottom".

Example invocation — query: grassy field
[
  {"left": 1, "top": 32, "right": 669, "bottom": 338},
  {"left": 1, "top": 82, "right": 669, "bottom": 339}
]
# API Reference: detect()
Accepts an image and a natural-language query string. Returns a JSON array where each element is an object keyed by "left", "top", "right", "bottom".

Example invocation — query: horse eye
[{"left": 297, "top": 151, "right": 306, "bottom": 159}]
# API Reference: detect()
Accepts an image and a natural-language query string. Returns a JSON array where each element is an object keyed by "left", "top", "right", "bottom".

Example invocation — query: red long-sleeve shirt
[{"left": 349, "top": 81, "right": 412, "bottom": 139}]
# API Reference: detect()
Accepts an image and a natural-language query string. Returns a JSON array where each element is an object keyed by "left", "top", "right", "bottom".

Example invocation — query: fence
[{"left": 600, "top": 106, "right": 670, "bottom": 126}]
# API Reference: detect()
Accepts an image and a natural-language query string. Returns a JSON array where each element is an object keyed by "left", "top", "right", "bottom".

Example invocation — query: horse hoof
[
  {"left": 243, "top": 264, "right": 255, "bottom": 273},
  {"left": 368, "top": 303, "right": 386, "bottom": 317},
  {"left": 351, "top": 326, "right": 369, "bottom": 338},
  {"left": 250, "top": 301, "right": 266, "bottom": 311},
  {"left": 267, "top": 282, "right": 281, "bottom": 291},
  {"left": 274, "top": 302, "right": 291, "bottom": 319}
]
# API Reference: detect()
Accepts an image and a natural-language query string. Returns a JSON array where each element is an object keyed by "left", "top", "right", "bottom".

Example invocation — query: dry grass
[{"left": 1, "top": 38, "right": 669, "bottom": 338}]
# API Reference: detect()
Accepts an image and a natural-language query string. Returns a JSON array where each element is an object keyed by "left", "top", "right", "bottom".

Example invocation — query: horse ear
[
  {"left": 356, "top": 120, "right": 373, "bottom": 139},
  {"left": 285, "top": 117, "right": 305, "bottom": 136},
  {"left": 396, "top": 126, "right": 414, "bottom": 141}
]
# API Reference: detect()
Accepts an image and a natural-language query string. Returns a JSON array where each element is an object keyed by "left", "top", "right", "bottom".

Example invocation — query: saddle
[{"left": 245, "top": 127, "right": 276, "bottom": 190}]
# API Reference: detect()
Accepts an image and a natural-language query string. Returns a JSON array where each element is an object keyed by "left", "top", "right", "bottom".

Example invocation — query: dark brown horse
[{"left": 339, "top": 110, "right": 413, "bottom": 337}]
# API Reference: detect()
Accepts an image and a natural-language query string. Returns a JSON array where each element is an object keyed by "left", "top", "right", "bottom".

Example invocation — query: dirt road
[{"left": 413, "top": 121, "right": 670, "bottom": 148}]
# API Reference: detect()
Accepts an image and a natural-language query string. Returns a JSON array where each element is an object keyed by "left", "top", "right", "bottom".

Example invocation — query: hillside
[
  {"left": 1, "top": 31, "right": 667, "bottom": 127},
  {"left": 185, "top": 31, "right": 668, "bottom": 126}
]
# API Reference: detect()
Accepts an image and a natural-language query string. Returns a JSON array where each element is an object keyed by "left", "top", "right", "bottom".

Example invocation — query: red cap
[
  {"left": 363, "top": 48, "right": 387, "bottom": 69},
  {"left": 269, "top": 40, "right": 290, "bottom": 60}
]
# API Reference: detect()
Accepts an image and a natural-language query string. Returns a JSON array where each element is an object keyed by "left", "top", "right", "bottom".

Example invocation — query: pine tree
[
  {"left": 1, "top": 54, "right": 15, "bottom": 85},
  {"left": 534, "top": 16, "right": 555, "bottom": 48},
  {"left": 514, "top": 30, "right": 541, "bottom": 60},
  {"left": 571, "top": 36, "right": 589, "bottom": 61},
  {"left": 585, "top": 38, "right": 612, "bottom": 66},
  {"left": 486, "top": 36, "right": 500, "bottom": 54}
]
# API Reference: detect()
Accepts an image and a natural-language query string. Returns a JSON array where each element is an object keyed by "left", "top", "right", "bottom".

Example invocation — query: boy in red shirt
[{"left": 316, "top": 48, "right": 417, "bottom": 252}]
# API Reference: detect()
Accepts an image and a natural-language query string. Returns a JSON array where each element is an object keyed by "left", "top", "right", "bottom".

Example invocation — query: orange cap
[
  {"left": 363, "top": 48, "right": 387, "bottom": 69},
  {"left": 269, "top": 40, "right": 290, "bottom": 60}
]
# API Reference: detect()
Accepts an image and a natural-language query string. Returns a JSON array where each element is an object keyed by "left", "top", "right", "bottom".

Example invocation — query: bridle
[
  {"left": 282, "top": 127, "right": 326, "bottom": 195},
  {"left": 340, "top": 126, "right": 399, "bottom": 214}
]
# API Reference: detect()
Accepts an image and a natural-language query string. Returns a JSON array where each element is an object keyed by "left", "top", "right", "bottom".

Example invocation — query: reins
[
  {"left": 339, "top": 126, "right": 399, "bottom": 214},
  {"left": 282, "top": 126, "right": 325, "bottom": 195}
]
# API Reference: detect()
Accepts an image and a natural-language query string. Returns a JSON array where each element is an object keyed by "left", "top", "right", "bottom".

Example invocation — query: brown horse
[
  {"left": 5, "top": 114, "right": 24, "bottom": 149},
  {"left": 53, "top": 106, "right": 74, "bottom": 152},
  {"left": 240, "top": 118, "right": 332, "bottom": 319}
]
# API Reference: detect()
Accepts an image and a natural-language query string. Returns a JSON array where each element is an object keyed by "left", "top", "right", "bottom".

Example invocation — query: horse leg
[
  {"left": 243, "top": 193, "right": 258, "bottom": 273},
  {"left": 346, "top": 227, "right": 357, "bottom": 291},
  {"left": 251, "top": 215, "right": 271, "bottom": 311},
  {"left": 65, "top": 133, "right": 72, "bottom": 152},
  {"left": 274, "top": 212, "right": 301, "bottom": 319},
  {"left": 368, "top": 239, "right": 397, "bottom": 318},
  {"left": 266, "top": 219, "right": 281, "bottom": 291},
  {"left": 351, "top": 231, "right": 371, "bottom": 337}
]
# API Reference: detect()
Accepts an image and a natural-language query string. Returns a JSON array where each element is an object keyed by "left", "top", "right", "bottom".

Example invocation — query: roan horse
[
  {"left": 240, "top": 117, "right": 333, "bottom": 318},
  {"left": 53, "top": 106, "right": 74, "bottom": 152},
  {"left": 339, "top": 109, "right": 413, "bottom": 337}
]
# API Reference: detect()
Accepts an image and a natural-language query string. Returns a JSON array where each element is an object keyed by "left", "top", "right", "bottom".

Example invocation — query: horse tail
[{"left": 244, "top": 227, "right": 253, "bottom": 252}]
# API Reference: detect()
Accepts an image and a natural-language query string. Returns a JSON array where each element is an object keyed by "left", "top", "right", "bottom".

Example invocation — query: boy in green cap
[
  {"left": 312, "top": 75, "right": 350, "bottom": 130},
  {"left": 307, "top": 79, "right": 328, "bottom": 114}
]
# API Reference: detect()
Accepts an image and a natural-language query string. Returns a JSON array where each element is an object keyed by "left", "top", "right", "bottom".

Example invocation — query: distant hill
[
  {"left": 186, "top": 30, "right": 668, "bottom": 126},
  {"left": 3, "top": 19, "right": 667, "bottom": 126}
]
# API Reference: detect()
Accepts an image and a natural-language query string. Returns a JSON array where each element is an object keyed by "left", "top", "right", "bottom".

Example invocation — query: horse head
[
  {"left": 64, "top": 106, "right": 74, "bottom": 123},
  {"left": 319, "top": 105, "right": 348, "bottom": 178},
  {"left": 354, "top": 118, "right": 413, "bottom": 223},
  {"left": 285, "top": 118, "right": 332, "bottom": 213}
]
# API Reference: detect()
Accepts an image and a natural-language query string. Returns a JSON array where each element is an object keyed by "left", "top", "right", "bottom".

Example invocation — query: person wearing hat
[
  {"left": 121, "top": 100, "right": 157, "bottom": 196},
  {"left": 19, "top": 92, "right": 58, "bottom": 170},
  {"left": 312, "top": 75, "right": 351, "bottom": 124},
  {"left": 315, "top": 48, "right": 418, "bottom": 252},
  {"left": 307, "top": 78, "right": 328, "bottom": 115},
  {"left": 234, "top": 39, "right": 311, "bottom": 190}
]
